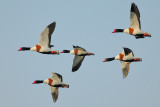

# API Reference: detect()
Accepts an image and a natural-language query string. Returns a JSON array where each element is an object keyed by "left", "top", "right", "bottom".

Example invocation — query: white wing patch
[
  {"left": 50, "top": 72, "right": 62, "bottom": 82},
  {"left": 72, "top": 55, "right": 85, "bottom": 72},
  {"left": 130, "top": 3, "right": 141, "bottom": 29},
  {"left": 38, "top": 22, "right": 56, "bottom": 48},
  {"left": 121, "top": 61, "right": 131, "bottom": 79}
]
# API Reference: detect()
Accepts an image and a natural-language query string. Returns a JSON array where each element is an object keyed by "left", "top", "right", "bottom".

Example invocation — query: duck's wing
[
  {"left": 122, "top": 47, "right": 134, "bottom": 57},
  {"left": 72, "top": 55, "right": 85, "bottom": 72},
  {"left": 55, "top": 73, "right": 63, "bottom": 82},
  {"left": 50, "top": 86, "right": 59, "bottom": 103},
  {"left": 73, "top": 45, "right": 86, "bottom": 51},
  {"left": 121, "top": 61, "right": 131, "bottom": 79},
  {"left": 130, "top": 3, "right": 141, "bottom": 29},
  {"left": 50, "top": 72, "right": 62, "bottom": 82},
  {"left": 39, "top": 22, "right": 56, "bottom": 48}
]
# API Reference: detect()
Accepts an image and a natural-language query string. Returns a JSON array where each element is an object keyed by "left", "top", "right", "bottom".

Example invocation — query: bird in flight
[
  {"left": 18, "top": 22, "right": 59, "bottom": 55},
  {"left": 32, "top": 72, "right": 69, "bottom": 103},
  {"left": 61, "top": 45, "right": 94, "bottom": 72},
  {"left": 112, "top": 3, "right": 151, "bottom": 39},
  {"left": 103, "top": 47, "right": 142, "bottom": 79}
]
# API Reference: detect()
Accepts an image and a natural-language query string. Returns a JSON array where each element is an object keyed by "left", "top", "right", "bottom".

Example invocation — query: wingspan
[
  {"left": 39, "top": 22, "right": 56, "bottom": 48},
  {"left": 121, "top": 61, "right": 130, "bottom": 79},
  {"left": 130, "top": 3, "right": 141, "bottom": 29},
  {"left": 50, "top": 86, "right": 59, "bottom": 103},
  {"left": 72, "top": 55, "right": 85, "bottom": 72}
]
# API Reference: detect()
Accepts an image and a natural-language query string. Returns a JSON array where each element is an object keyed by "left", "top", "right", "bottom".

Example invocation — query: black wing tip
[
  {"left": 123, "top": 47, "right": 133, "bottom": 56},
  {"left": 123, "top": 47, "right": 132, "bottom": 51},
  {"left": 50, "top": 45, "right": 54, "bottom": 47},
  {"left": 131, "top": 3, "right": 137, "bottom": 12},
  {"left": 72, "top": 68, "right": 78, "bottom": 72},
  {"left": 122, "top": 47, "right": 127, "bottom": 50},
  {"left": 52, "top": 93, "right": 58, "bottom": 103},
  {"left": 50, "top": 21, "right": 56, "bottom": 25},
  {"left": 131, "top": 2, "right": 136, "bottom": 6},
  {"left": 55, "top": 72, "right": 62, "bottom": 76},
  {"left": 72, "top": 65, "right": 80, "bottom": 72},
  {"left": 73, "top": 45, "right": 86, "bottom": 51},
  {"left": 131, "top": 2, "right": 136, "bottom": 7},
  {"left": 73, "top": 45, "right": 81, "bottom": 48},
  {"left": 52, "top": 21, "right": 56, "bottom": 24},
  {"left": 48, "top": 22, "right": 56, "bottom": 28},
  {"left": 122, "top": 47, "right": 130, "bottom": 49},
  {"left": 55, "top": 73, "right": 63, "bottom": 82},
  {"left": 72, "top": 70, "right": 77, "bottom": 72}
]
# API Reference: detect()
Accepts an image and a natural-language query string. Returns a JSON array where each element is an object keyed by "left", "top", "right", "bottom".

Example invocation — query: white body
[
  {"left": 123, "top": 29, "right": 145, "bottom": 36},
  {"left": 70, "top": 49, "right": 87, "bottom": 55}
]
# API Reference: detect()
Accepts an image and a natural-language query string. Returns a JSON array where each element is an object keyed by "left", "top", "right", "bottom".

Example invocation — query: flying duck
[
  {"left": 61, "top": 45, "right": 94, "bottom": 72},
  {"left": 112, "top": 3, "right": 151, "bottom": 39},
  {"left": 18, "top": 22, "right": 59, "bottom": 55},
  {"left": 32, "top": 72, "right": 69, "bottom": 103},
  {"left": 103, "top": 47, "right": 142, "bottom": 79}
]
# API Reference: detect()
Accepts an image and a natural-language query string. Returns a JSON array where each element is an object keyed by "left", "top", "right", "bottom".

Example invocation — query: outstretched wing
[
  {"left": 122, "top": 47, "right": 134, "bottom": 57},
  {"left": 130, "top": 3, "right": 141, "bottom": 29},
  {"left": 39, "top": 22, "right": 56, "bottom": 48},
  {"left": 55, "top": 73, "right": 63, "bottom": 82},
  {"left": 73, "top": 45, "right": 86, "bottom": 51},
  {"left": 50, "top": 86, "right": 59, "bottom": 103},
  {"left": 72, "top": 55, "right": 85, "bottom": 72},
  {"left": 50, "top": 72, "right": 62, "bottom": 82},
  {"left": 121, "top": 62, "right": 131, "bottom": 79}
]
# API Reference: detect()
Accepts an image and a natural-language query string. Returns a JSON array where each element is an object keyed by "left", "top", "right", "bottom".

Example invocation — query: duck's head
[
  {"left": 18, "top": 47, "right": 30, "bottom": 51},
  {"left": 60, "top": 50, "right": 70, "bottom": 53},
  {"left": 103, "top": 57, "right": 115, "bottom": 62},
  {"left": 32, "top": 80, "right": 43, "bottom": 84},
  {"left": 112, "top": 29, "right": 124, "bottom": 33}
]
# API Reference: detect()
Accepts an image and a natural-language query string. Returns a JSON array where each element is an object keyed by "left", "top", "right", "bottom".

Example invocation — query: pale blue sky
[{"left": 0, "top": 0, "right": 160, "bottom": 107}]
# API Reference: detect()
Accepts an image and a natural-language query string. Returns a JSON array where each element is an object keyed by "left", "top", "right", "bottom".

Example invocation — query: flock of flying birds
[{"left": 18, "top": 3, "right": 151, "bottom": 103}]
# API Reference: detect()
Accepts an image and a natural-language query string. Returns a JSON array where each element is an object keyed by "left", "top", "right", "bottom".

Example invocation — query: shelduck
[
  {"left": 61, "top": 45, "right": 94, "bottom": 72},
  {"left": 112, "top": 3, "right": 151, "bottom": 39},
  {"left": 103, "top": 47, "right": 142, "bottom": 79},
  {"left": 18, "top": 22, "right": 59, "bottom": 55},
  {"left": 32, "top": 72, "right": 69, "bottom": 103}
]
